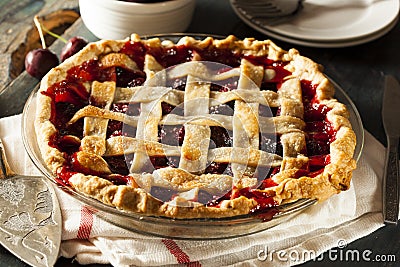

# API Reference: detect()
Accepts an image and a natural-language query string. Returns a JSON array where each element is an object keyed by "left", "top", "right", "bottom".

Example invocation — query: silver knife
[
  {"left": 0, "top": 138, "right": 62, "bottom": 267},
  {"left": 382, "top": 75, "right": 400, "bottom": 224}
]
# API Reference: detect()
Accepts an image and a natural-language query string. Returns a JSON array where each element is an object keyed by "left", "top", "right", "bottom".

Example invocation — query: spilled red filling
[
  {"left": 42, "top": 40, "right": 337, "bottom": 215},
  {"left": 301, "top": 80, "right": 336, "bottom": 176}
]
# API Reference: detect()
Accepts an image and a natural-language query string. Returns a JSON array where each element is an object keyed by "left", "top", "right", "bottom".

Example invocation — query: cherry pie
[{"left": 35, "top": 35, "right": 356, "bottom": 219}]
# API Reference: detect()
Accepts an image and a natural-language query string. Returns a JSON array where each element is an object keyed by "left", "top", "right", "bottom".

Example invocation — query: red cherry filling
[
  {"left": 43, "top": 81, "right": 89, "bottom": 109},
  {"left": 204, "top": 162, "right": 233, "bottom": 176},
  {"left": 196, "top": 47, "right": 241, "bottom": 67},
  {"left": 245, "top": 57, "right": 291, "bottom": 91},
  {"left": 210, "top": 79, "right": 238, "bottom": 92},
  {"left": 115, "top": 67, "right": 146, "bottom": 87},
  {"left": 232, "top": 187, "right": 277, "bottom": 211},
  {"left": 139, "top": 156, "right": 181, "bottom": 171},
  {"left": 300, "top": 80, "right": 337, "bottom": 176},
  {"left": 57, "top": 153, "right": 134, "bottom": 185},
  {"left": 309, "top": 155, "right": 331, "bottom": 172},
  {"left": 106, "top": 174, "right": 136, "bottom": 186},
  {"left": 209, "top": 126, "right": 232, "bottom": 148},
  {"left": 44, "top": 39, "right": 338, "bottom": 217},
  {"left": 49, "top": 133, "right": 81, "bottom": 154},
  {"left": 56, "top": 166, "right": 77, "bottom": 185},
  {"left": 259, "top": 133, "right": 282, "bottom": 155},
  {"left": 158, "top": 125, "right": 185, "bottom": 146},
  {"left": 52, "top": 103, "right": 84, "bottom": 137},
  {"left": 121, "top": 40, "right": 245, "bottom": 69},
  {"left": 161, "top": 102, "right": 184, "bottom": 116},
  {"left": 106, "top": 103, "right": 139, "bottom": 138},
  {"left": 67, "top": 59, "right": 104, "bottom": 82},
  {"left": 67, "top": 60, "right": 146, "bottom": 86},
  {"left": 104, "top": 155, "right": 130, "bottom": 175},
  {"left": 167, "top": 77, "right": 187, "bottom": 91},
  {"left": 304, "top": 102, "right": 331, "bottom": 122},
  {"left": 259, "top": 177, "right": 278, "bottom": 189},
  {"left": 119, "top": 41, "right": 147, "bottom": 69},
  {"left": 206, "top": 186, "right": 279, "bottom": 219}
]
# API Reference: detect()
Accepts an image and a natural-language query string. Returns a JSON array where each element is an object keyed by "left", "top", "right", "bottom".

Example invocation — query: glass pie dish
[{"left": 22, "top": 34, "right": 364, "bottom": 240}]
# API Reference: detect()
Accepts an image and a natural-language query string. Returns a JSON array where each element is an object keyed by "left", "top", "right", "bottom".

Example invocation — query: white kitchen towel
[{"left": 0, "top": 114, "right": 390, "bottom": 266}]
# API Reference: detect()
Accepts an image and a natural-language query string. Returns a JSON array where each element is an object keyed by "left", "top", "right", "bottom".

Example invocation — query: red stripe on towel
[
  {"left": 162, "top": 239, "right": 201, "bottom": 266},
  {"left": 77, "top": 205, "right": 94, "bottom": 239}
]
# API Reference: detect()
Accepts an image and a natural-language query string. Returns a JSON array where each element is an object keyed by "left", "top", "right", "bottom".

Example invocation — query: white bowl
[{"left": 79, "top": 0, "right": 196, "bottom": 39}]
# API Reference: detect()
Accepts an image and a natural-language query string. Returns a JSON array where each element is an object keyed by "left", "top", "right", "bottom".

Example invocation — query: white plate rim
[
  {"left": 231, "top": 0, "right": 399, "bottom": 42},
  {"left": 233, "top": 5, "right": 398, "bottom": 48}
]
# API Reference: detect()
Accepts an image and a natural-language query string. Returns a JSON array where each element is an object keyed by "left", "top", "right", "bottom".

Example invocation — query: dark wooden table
[{"left": 0, "top": 0, "right": 399, "bottom": 266}]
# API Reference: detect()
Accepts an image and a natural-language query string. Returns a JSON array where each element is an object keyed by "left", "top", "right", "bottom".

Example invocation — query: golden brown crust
[{"left": 34, "top": 34, "right": 357, "bottom": 219}]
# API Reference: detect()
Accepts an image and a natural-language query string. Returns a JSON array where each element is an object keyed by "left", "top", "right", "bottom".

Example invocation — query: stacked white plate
[{"left": 230, "top": 0, "right": 399, "bottom": 48}]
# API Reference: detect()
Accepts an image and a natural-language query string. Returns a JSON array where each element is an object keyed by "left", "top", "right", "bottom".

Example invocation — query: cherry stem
[
  {"left": 33, "top": 16, "right": 46, "bottom": 49},
  {"left": 33, "top": 15, "right": 68, "bottom": 48},
  {"left": 41, "top": 25, "right": 68, "bottom": 44}
]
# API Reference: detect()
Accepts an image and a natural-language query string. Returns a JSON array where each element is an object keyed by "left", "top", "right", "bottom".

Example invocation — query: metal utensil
[
  {"left": 0, "top": 138, "right": 61, "bottom": 267},
  {"left": 232, "top": 0, "right": 303, "bottom": 19},
  {"left": 382, "top": 75, "right": 400, "bottom": 224}
]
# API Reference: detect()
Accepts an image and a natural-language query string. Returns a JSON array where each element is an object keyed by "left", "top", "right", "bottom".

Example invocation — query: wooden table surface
[{"left": 0, "top": 0, "right": 399, "bottom": 266}]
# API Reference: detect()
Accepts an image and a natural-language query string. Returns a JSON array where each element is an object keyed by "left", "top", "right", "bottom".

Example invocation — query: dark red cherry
[
  {"left": 60, "top": 36, "right": 88, "bottom": 62},
  {"left": 25, "top": 48, "right": 59, "bottom": 79}
]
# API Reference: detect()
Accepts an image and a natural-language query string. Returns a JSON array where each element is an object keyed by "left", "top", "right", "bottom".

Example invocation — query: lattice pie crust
[{"left": 35, "top": 35, "right": 356, "bottom": 218}]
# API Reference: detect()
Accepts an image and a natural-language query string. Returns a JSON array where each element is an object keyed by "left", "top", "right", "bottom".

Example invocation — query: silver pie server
[
  {"left": 0, "top": 138, "right": 61, "bottom": 267},
  {"left": 382, "top": 75, "right": 400, "bottom": 224}
]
